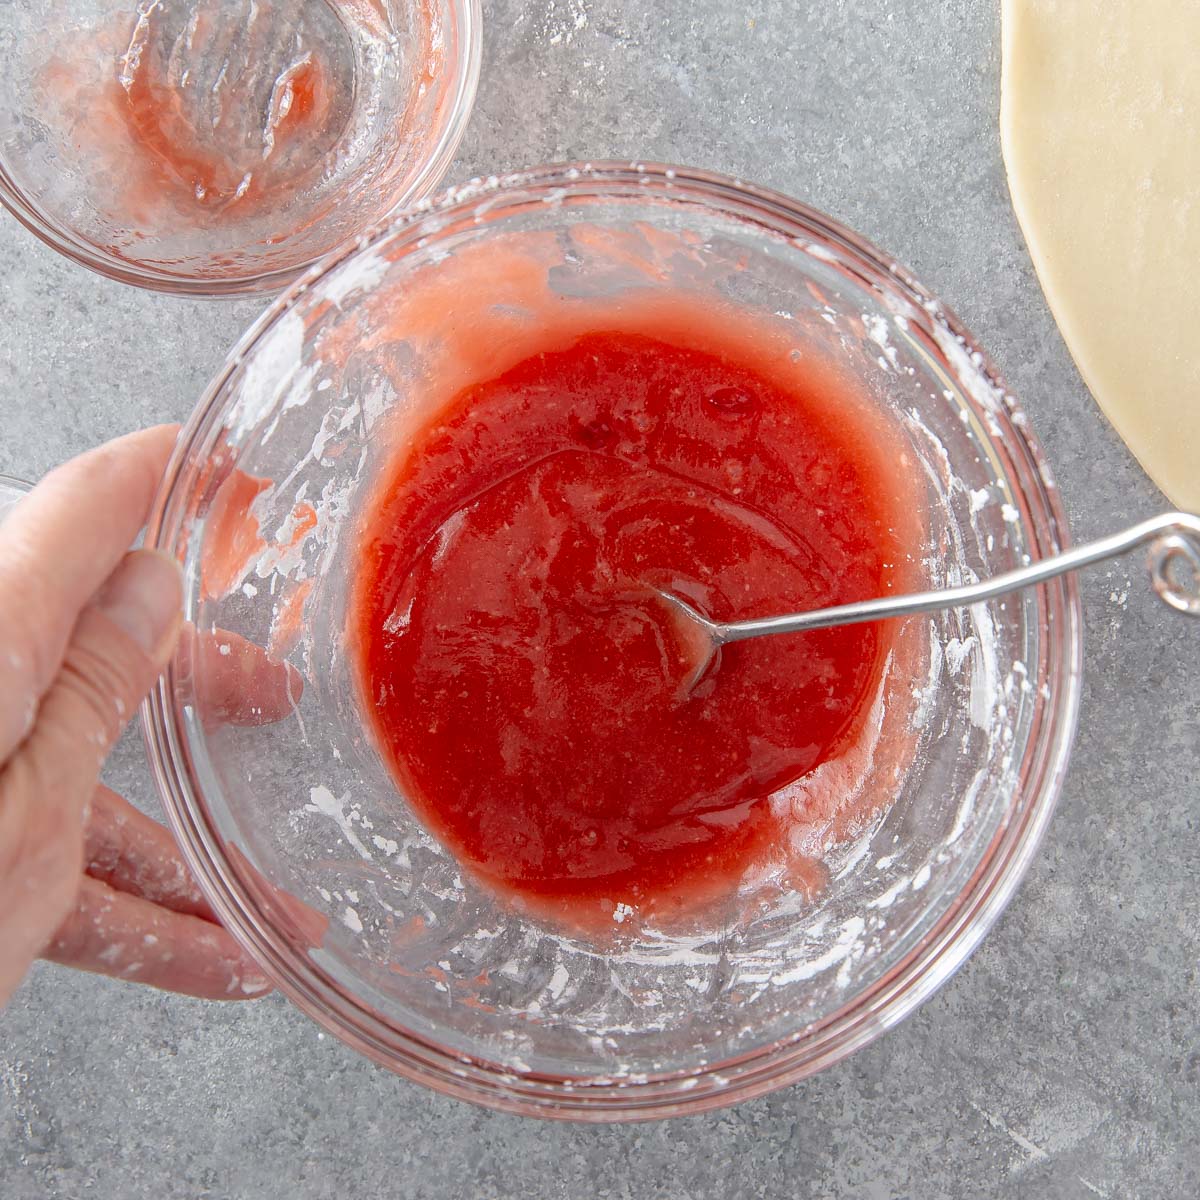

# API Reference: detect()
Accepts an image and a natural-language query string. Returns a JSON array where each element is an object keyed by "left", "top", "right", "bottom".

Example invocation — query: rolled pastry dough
[{"left": 1001, "top": 0, "right": 1200, "bottom": 508}]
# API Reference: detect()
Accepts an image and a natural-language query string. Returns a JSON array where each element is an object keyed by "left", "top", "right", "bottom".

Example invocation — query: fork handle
[{"left": 718, "top": 511, "right": 1200, "bottom": 643}]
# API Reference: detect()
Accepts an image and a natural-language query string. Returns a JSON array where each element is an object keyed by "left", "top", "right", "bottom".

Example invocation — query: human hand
[{"left": 0, "top": 426, "right": 274, "bottom": 1008}]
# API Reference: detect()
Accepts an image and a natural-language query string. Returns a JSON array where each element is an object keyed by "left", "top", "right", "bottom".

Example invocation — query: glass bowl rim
[
  {"left": 0, "top": 0, "right": 483, "bottom": 298},
  {"left": 141, "top": 159, "right": 1084, "bottom": 1120}
]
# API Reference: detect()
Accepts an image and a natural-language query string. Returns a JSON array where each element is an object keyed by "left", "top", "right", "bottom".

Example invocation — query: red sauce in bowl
[{"left": 352, "top": 319, "right": 919, "bottom": 923}]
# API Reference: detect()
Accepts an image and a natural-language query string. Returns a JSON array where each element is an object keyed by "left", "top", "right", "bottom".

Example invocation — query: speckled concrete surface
[{"left": 1, "top": 2, "right": 1197, "bottom": 1196}]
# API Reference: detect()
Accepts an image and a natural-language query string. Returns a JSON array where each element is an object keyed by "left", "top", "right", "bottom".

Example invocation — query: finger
[
  {"left": 4, "top": 549, "right": 183, "bottom": 831},
  {"left": 0, "top": 425, "right": 179, "bottom": 760},
  {"left": 43, "top": 876, "right": 273, "bottom": 1001},
  {"left": 85, "top": 785, "right": 217, "bottom": 922},
  {"left": 177, "top": 626, "right": 305, "bottom": 727},
  {"left": 228, "top": 843, "right": 330, "bottom": 950},
  {"left": 0, "top": 780, "right": 85, "bottom": 1009}
]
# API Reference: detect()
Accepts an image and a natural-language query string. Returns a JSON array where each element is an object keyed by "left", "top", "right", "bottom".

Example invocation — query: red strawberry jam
[{"left": 351, "top": 321, "right": 918, "bottom": 924}]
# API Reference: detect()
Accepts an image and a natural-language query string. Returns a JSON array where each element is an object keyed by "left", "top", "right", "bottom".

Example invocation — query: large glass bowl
[
  {"left": 0, "top": 0, "right": 481, "bottom": 296},
  {"left": 142, "top": 163, "right": 1082, "bottom": 1119}
]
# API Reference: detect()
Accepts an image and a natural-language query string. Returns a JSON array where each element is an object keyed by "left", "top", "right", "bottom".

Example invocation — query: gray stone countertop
[{"left": 2, "top": 2, "right": 1197, "bottom": 1197}]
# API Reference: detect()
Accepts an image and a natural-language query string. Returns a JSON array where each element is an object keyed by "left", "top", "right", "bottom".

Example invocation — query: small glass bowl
[
  {"left": 143, "top": 163, "right": 1082, "bottom": 1119},
  {"left": 0, "top": 0, "right": 481, "bottom": 296},
  {"left": 0, "top": 473, "right": 32, "bottom": 522}
]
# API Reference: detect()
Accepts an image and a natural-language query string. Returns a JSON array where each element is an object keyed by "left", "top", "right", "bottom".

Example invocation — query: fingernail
[
  {"left": 234, "top": 958, "right": 273, "bottom": 997},
  {"left": 284, "top": 661, "right": 306, "bottom": 702},
  {"left": 94, "top": 550, "right": 183, "bottom": 657}
]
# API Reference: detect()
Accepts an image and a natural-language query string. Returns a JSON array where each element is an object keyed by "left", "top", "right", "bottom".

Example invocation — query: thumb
[{"left": 16, "top": 549, "right": 183, "bottom": 818}]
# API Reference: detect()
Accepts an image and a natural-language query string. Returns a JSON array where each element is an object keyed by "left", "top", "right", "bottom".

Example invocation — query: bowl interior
[
  {"left": 0, "top": 0, "right": 479, "bottom": 292},
  {"left": 147, "top": 169, "right": 1076, "bottom": 1110}
]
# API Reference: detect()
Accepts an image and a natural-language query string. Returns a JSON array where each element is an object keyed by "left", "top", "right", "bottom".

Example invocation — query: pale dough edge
[{"left": 999, "top": 0, "right": 1199, "bottom": 511}]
